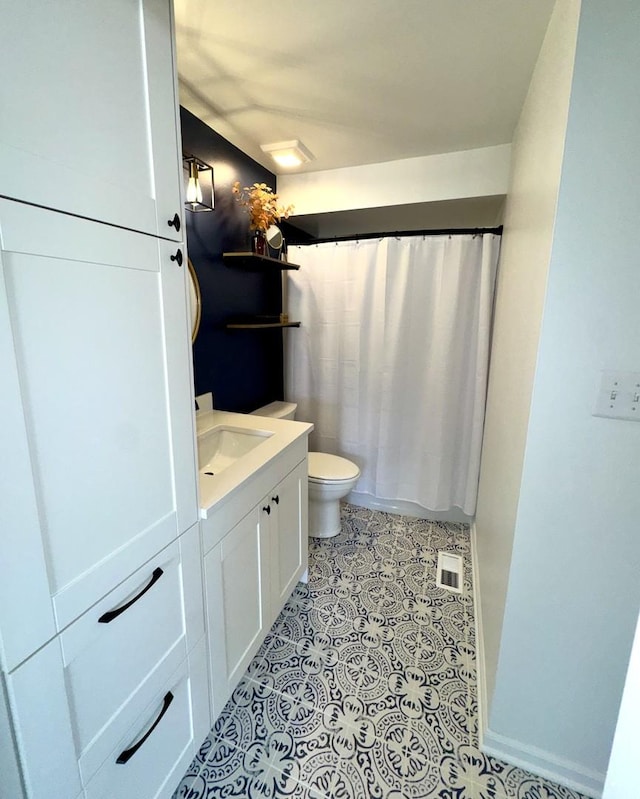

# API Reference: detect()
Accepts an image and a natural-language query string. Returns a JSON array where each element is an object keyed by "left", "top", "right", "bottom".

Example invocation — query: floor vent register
[{"left": 436, "top": 551, "right": 464, "bottom": 594}]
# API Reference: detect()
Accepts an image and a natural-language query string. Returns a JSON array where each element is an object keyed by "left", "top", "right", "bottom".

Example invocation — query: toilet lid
[{"left": 308, "top": 452, "right": 360, "bottom": 482}]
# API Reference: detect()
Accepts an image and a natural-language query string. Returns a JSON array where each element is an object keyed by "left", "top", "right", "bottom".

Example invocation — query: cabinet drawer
[
  {"left": 84, "top": 636, "right": 209, "bottom": 799},
  {"left": 60, "top": 525, "right": 203, "bottom": 766}
]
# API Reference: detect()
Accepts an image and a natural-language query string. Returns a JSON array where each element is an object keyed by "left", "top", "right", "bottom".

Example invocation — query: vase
[{"left": 252, "top": 230, "right": 267, "bottom": 255}]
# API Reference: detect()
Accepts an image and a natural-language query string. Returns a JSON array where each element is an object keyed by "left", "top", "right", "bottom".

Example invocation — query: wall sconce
[{"left": 182, "top": 155, "right": 214, "bottom": 212}]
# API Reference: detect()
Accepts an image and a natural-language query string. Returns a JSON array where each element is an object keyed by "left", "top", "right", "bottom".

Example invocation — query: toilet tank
[{"left": 251, "top": 401, "right": 297, "bottom": 421}]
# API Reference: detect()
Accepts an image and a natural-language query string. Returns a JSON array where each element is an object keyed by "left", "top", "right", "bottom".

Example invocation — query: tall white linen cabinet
[{"left": 0, "top": 2, "right": 210, "bottom": 797}]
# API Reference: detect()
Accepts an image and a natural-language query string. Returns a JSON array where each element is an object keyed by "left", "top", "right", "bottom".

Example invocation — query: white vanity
[{"left": 195, "top": 411, "right": 312, "bottom": 718}]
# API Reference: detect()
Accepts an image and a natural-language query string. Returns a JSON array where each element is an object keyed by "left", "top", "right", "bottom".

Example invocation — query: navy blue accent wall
[{"left": 181, "top": 107, "right": 285, "bottom": 413}]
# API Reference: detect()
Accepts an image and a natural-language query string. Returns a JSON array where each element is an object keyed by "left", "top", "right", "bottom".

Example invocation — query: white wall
[
  {"left": 602, "top": 610, "right": 640, "bottom": 799},
  {"left": 487, "top": 2, "right": 640, "bottom": 795},
  {"left": 278, "top": 144, "right": 511, "bottom": 216},
  {"left": 475, "top": 0, "right": 580, "bottom": 712}
]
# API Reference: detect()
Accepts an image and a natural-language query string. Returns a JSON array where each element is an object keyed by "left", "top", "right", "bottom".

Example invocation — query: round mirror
[
  {"left": 266, "top": 224, "right": 283, "bottom": 252},
  {"left": 187, "top": 258, "right": 202, "bottom": 343}
]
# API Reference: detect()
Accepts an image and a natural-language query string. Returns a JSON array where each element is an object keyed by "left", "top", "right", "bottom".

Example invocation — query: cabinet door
[
  {"left": 269, "top": 461, "right": 308, "bottom": 623},
  {"left": 204, "top": 506, "right": 269, "bottom": 714},
  {"left": 0, "top": 0, "right": 184, "bottom": 241},
  {"left": 4, "top": 638, "right": 82, "bottom": 799},
  {"left": 0, "top": 201, "right": 198, "bottom": 669}
]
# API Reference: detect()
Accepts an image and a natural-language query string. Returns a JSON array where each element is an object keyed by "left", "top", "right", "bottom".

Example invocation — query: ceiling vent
[{"left": 436, "top": 552, "right": 463, "bottom": 594}]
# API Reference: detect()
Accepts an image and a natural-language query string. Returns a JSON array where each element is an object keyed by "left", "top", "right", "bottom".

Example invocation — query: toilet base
[
  {"left": 308, "top": 494, "right": 342, "bottom": 538},
  {"left": 307, "top": 456, "right": 360, "bottom": 539},
  {"left": 310, "top": 529, "right": 341, "bottom": 539}
]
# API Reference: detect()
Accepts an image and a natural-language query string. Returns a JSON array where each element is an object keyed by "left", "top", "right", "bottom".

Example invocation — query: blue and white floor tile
[{"left": 173, "top": 503, "right": 589, "bottom": 799}]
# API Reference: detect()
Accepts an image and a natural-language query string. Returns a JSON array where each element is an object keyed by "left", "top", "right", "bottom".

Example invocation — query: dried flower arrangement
[{"left": 232, "top": 181, "right": 294, "bottom": 232}]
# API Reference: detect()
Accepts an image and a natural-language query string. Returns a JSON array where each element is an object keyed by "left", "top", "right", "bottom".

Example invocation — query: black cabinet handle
[
  {"left": 170, "top": 248, "right": 183, "bottom": 267},
  {"left": 116, "top": 691, "right": 174, "bottom": 764},
  {"left": 271, "top": 495, "right": 279, "bottom": 505},
  {"left": 98, "top": 567, "right": 164, "bottom": 624},
  {"left": 262, "top": 505, "right": 271, "bottom": 515},
  {"left": 167, "top": 212, "right": 181, "bottom": 232}
]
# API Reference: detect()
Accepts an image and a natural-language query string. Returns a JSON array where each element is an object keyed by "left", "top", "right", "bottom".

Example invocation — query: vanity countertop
[{"left": 195, "top": 410, "right": 313, "bottom": 519}]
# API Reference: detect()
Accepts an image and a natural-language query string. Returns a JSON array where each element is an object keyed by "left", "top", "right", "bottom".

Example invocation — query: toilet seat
[{"left": 308, "top": 452, "right": 360, "bottom": 483}]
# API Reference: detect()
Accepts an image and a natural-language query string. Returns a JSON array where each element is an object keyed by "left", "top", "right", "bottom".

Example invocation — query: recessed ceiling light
[{"left": 260, "top": 140, "right": 314, "bottom": 169}]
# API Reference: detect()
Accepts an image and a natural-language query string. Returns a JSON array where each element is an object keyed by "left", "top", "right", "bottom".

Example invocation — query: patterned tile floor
[{"left": 174, "top": 504, "right": 588, "bottom": 799}]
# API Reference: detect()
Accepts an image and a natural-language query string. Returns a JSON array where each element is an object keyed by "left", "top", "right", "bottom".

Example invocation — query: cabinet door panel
[
  {"left": 271, "top": 462, "right": 308, "bottom": 620},
  {"left": 7, "top": 252, "right": 173, "bottom": 588},
  {"left": 0, "top": 0, "right": 183, "bottom": 240},
  {"left": 223, "top": 516, "right": 264, "bottom": 680},
  {"left": 205, "top": 508, "right": 268, "bottom": 711},
  {"left": 144, "top": 0, "right": 187, "bottom": 240},
  {"left": 0, "top": 259, "right": 55, "bottom": 671},
  {"left": 159, "top": 236, "right": 200, "bottom": 538},
  {"left": 6, "top": 639, "right": 82, "bottom": 799},
  {"left": 0, "top": 203, "right": 198, "bottom": 647}
]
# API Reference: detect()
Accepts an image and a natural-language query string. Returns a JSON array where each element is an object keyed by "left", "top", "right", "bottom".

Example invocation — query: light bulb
[{"left": 186, "top": 161, "right": 202, "bottom": 204}]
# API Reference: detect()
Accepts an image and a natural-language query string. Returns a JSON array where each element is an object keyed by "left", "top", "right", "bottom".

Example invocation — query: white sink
[{"left": 198, "top": 425, "right": 273, "bottom": 476}]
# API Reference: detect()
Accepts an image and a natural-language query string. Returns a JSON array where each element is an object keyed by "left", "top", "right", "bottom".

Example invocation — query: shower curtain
[{"left": 286, "top": 234, "right": 500, "bottom": 516}]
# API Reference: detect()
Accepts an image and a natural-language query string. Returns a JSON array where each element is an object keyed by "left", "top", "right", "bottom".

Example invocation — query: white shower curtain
[{"left": 286, "top": 234, "right": 500, "bottom": 516}]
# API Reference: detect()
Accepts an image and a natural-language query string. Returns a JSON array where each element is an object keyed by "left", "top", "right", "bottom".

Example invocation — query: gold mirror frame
[
  {"left": 187, "top": 258, "right": 202, "bottom": 343},
  {"left": 266, "top": 224, "right": 283, "bottom": 251}
]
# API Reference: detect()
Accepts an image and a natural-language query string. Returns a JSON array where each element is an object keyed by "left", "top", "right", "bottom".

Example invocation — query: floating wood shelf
[{"left": 222, "top": 252, "right": 300, "bottom": 271}]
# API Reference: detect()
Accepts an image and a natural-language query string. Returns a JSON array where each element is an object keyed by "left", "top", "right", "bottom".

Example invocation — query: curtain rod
[{"left": 288, "top": 226, "right": 503, "bottom": 246}]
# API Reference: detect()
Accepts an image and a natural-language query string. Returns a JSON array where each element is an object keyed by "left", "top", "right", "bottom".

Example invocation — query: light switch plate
[{"left": 593, "top": 371, "right": 640, "bottom": 421}]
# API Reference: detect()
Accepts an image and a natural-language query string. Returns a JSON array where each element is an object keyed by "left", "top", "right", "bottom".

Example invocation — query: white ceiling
[{"left": 174, "top": 0, "right": 556, "bottom": 177}]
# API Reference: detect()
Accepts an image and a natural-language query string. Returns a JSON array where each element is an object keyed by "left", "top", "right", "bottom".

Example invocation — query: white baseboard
[
  {"left": 469, "top": 520, "right": 488, "bottom": 747},
  {"left": 482, "top": 728, "right": 605, "bottom": 799}
]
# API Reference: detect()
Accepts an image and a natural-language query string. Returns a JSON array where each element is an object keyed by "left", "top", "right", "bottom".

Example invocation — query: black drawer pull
[
  {"left": 262, "top": 505, "right": 271, "bottom": 515},
  {"left": 170, "top": 248, "right": 183, "bottom": 267},
  {"left": 271, "top": 495, "right": 279, "bottom": 505},
  {"left": 98, "top": 567, "right": 164, "bottom": 624},
  {"left": 167, "top": 212, "right": 181, "bottom": 232},
  {"left": 116, "top": 691, "right": 174, "bottom": 764}
]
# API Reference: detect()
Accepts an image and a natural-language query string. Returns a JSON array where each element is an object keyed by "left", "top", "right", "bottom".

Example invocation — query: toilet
[{"left": 251, "top": 402, "right": 360, "bottom": 538}]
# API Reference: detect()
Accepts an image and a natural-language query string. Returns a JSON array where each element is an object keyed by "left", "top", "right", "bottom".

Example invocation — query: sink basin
[{"left": 198, "top": 425, "right": 273, "bottom": 476}]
